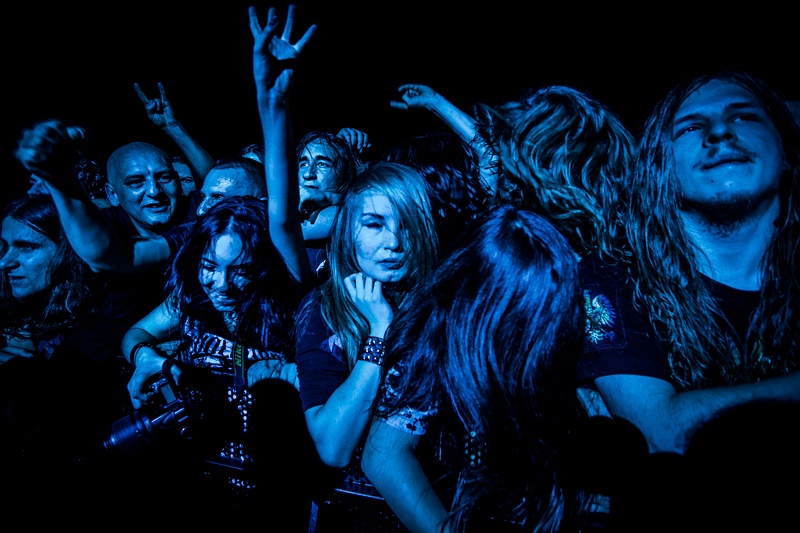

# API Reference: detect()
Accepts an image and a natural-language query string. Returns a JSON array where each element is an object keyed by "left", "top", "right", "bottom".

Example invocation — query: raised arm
[
  {"left": 134, "top": 82, "right": 215, "bottom": 181},
  {"left": 595, "top": 372, "right": 800, "bottom": 453},
  {"left": 391, "top": 84, "right": 497, "bottom": 194},
  {"left": 14, "top": 120, "right": 174, "bottom": 274},
  {"left": 250, "top": 3, "right": 315, "bottom": 289}
]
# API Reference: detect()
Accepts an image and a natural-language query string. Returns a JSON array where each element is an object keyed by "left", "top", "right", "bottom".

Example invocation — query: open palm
[{"left": 250, "top": 4, "right": 316, "bottom": 97}]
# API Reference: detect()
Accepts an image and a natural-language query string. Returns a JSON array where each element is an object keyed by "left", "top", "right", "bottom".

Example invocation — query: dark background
[{"left": 4, "top": 0, "right": 796, "bottom": 200}]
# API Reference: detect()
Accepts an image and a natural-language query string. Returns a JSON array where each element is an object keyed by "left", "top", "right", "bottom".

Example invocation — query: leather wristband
[
  {"left": 357, "top": 336, "right": 385, "bottom": 366},
  {"left": 129, "top": 341, "right": 155, "bottom": 366}
]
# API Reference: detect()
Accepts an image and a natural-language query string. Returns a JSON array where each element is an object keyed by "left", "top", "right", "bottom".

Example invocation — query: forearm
[
  {"left": 46, "top": 183, "right": 128, "bottom": 271},
  {"left": 425, "top": 93, "right": 478, "bottom": 145},
  {"left": 121, "top": 327, "right": 161, "bottom": 365},
  {"left": 258, "top": 91, "right": 311, "bottom": 288},
  {"left": 259, "top": 93, "right": 298, "bottom": 227},
  {"left": 162, "top": 123, "right": 215, "bottom": 180},
  {"left": 597, "top": 372, "right": 800, "bottom": 453},
  {"left": 301, "top": 205, "right": 337, "bottom": 242},
  {"left": 362, "top": 421, "right": 448, "bottom": 533},
  {"left": 423, "top": 93, "right": 497, "bottom": 195},
  {"left": 305, "top": 361, "right": 383, "bottom": 467}
]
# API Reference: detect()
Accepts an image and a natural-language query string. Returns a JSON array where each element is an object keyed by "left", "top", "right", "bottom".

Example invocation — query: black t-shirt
[
  {"left": 577, "top": 254, "right": 760, "bottom": 389},
  {"left": 100, "top": 200, "right": 192, "bottom": 316}
]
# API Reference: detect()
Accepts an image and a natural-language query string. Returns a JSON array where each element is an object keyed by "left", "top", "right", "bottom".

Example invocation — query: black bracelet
[
  {"left": 128, "top": 341, "right": 154, "bottom": 366},
  {"left": 357, "top": 336, "right": 385, "bottom": 366}
]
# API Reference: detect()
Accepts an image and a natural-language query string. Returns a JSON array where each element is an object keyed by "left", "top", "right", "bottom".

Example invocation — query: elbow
[
  {"left": 316, "top": 446, "right": 352, "bottom": 469},
  {"left": 645, "top": 433, "right": 687, "bottom": 455},
  {"left": 309, "top": 427, "right": 355, "bottom": 468}
]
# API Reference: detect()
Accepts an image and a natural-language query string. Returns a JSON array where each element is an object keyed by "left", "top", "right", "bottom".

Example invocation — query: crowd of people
[{"left": 2, "top": 3, "right": 799, "bottom": 532}]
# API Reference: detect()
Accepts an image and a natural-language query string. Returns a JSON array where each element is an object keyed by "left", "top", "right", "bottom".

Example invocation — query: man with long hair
[{"left": 579, "top": 67, "right": 800, "bottom": 456}]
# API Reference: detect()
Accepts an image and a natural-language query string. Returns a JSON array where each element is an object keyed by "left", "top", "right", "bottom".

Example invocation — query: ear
[{"left": 105, "top": 183, "right": 120, "bottom": 206}]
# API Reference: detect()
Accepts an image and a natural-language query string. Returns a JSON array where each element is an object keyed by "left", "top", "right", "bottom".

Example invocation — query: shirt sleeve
[
  {"left": 374, "top": 357, "right": 438, "bottom": 436},
  {"left": 578, "top": 256, "right": 672, "bottom": 387},
  {"left": 295, "top": 290, "right": 350, "bottom": 412}
]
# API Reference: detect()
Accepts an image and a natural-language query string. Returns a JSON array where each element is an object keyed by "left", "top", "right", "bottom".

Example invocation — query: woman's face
[
  {"left": 198, "top": 231, "right": 253, "bottom": 312},
  {"left": 0, "top": 216, "right": 57, "bottom": 299},
  {"left": 353, "top": 191, "right": 407, "bottom": 283}
]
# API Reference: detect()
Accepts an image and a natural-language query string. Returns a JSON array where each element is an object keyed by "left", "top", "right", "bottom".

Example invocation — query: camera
[{"left": 103, "top": 370, "right": 198, "bottom": 456}]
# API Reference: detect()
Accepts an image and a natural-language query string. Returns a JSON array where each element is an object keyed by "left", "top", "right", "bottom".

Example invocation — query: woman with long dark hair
[{"left": 362, "top": 205, "right": 598, "bottom": 532}]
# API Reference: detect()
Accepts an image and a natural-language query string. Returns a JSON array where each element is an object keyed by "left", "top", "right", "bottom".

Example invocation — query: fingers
[
  {"left": 0, "top": 346, "right": 36, "bottom": 360},
  {"left": 66, "top": 125, "right": 86, "bottom": 141},
  {"left": 251, "top": 6, "right": 281, "bottom": 47},
  {"left": 344, "top": 272, "right": 382, "bottom": 302},
  {"left": 134, "top": 82, "right": 164, "bottom": 114},
  {"left": 336, "top": 128, "right": 371, "bottom": 152},
  {"left": 247, "top": 359, "right": 292, "bottom": 387},
  {"left": 282, "top": 3, "right": 295, "bottom": 41},
  {"left": 280, "top": 362, "right": 298, "bottom": 385},
  {"left": 157, "top": 82, "right": 169, "bottom": 103},
  {"left": 248, "top": 5, "right": 261, "bottom": 37},
  {"left": 134, "top": 82, "right": 149, "bottom": 104},
  {"left": 344, "top": 272, "right": 359, "bottom": 300},
  {"left": 294, "top": 23, "right": 317, "bottom": 52}
]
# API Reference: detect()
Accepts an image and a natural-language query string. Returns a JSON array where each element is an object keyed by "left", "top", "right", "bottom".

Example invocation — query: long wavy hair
[
  {"left": 382, "top": 204, "right": 588, "bottom": 532},
  {"left": 0, "top": 194, "right": 96, "bottom": 339},
  {"left": 475, "top": 85, "right": 636, "bottom": 262},
  {"left": 629, "top": 68, "right": 800, "bottom": 390},
  {"left": 318, "top": 161, "right": 439, "bottom": 369},
  {"left": 165, "top": 197, "right": 298, "bottom": 354},
  {"left": 384, "top": 129, "right": 492, "bottom": 251}
]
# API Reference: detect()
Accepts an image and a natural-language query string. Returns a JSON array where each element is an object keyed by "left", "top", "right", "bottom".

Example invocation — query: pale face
[
  {"left": 672, "top": 79, "right": 785, "bottom": 214},
  {"left": 172, "top": 160, "right": 197, "bottom": 196},
  {"left": 105, "top": 150, "right": 181, "bottom": 235},
  {"left": 298, "top": 141, "right": 341, "bottom": 214},
  {"left": 198, "top": 231, "right": 253, "bottom": 312},
  {"left": 354, "top": 191, "right": 407, "bottom": 283},
  {"left": 0, "top": 216, "right": 58, "bottom": 299},
  {"left": 196, "top": 168, "right": 262, "bottom": 216}
]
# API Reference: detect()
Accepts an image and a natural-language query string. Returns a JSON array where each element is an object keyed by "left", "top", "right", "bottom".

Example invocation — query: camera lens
[{"left": 103, "top": 410, "right": 156, "bottom": 455}]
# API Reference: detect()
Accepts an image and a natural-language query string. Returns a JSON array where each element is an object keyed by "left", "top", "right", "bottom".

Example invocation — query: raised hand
[
  {"left": 14, "top": 119, "right": 87, "bottom": 188},
  {"left": 337, "top": 127, "right": 372, "bottom": 154},
  {"left": 390, "top": 84, "right": 440, "bottom": 111},
  {"left": 343, "top": 272, "right": 393, "bottom": 338},
  {"left": 250, "top": 4, "right": 317, "bottom": 98},
  {"left": 134, "top": 82, "right": 177, "bottom": 130}
]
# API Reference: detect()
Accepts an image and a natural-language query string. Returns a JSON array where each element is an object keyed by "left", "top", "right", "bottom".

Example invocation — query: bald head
[
  {"left": 104, "top": 142, "right": 182, "bottom": 236},
  {"left": 196, "top": 157, "right": 268, "bottom": 216},
  {"left": 106, "top": 142, "right": 171, "bottom": 187}
]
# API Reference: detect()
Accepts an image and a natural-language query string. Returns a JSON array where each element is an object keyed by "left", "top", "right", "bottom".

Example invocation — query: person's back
[{"left": 363, "top": 205, "right": 604, "bottom": 532}]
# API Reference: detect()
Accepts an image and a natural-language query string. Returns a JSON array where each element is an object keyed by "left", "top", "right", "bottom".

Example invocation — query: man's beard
[{"left": 679, "top": 194, "right": 754, "bottom": 237}]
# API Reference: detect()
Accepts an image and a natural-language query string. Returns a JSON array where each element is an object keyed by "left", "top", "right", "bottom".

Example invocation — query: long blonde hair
[{"left": 320, "top": 162, "right": 439, "bottom": 368}]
